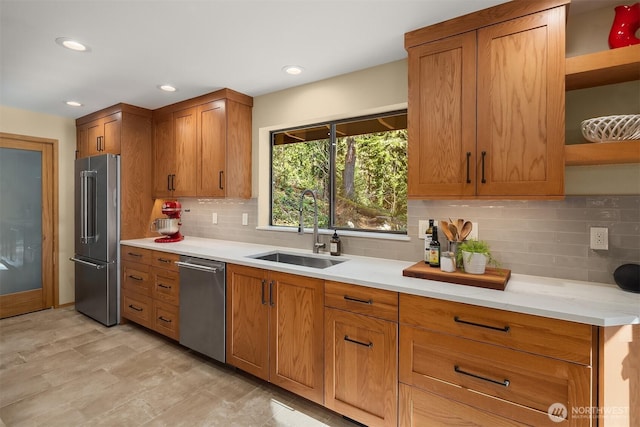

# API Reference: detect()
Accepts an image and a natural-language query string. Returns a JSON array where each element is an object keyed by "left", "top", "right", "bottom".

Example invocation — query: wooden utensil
[
  {"left": 448, "top": 223, "right": 459, "bottom": 242},
  {"left": 440, "top": 221, "right": 454, "bottom": 241},
  {"left": 457, "top": 218, "right": 464, "bottom": 233},
  {"left": 460, "top": 221, "right": 473, "bottom": 241}
]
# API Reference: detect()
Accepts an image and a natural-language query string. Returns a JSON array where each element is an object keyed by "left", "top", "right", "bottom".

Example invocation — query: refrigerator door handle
[
  {"left": 80, "top": 170, "right": 97, "bottom": 244},
  {"left": 70, "top": 257, "right": 107, "bottom": 270}
]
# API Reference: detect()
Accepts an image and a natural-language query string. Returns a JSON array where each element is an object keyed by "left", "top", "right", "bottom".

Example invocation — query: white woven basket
[{"left": 581, "top": 114, "right": 640, "bottom": 143}]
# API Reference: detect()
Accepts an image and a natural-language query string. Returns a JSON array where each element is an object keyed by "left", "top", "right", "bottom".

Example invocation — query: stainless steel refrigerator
[{"left": 70, "top": 154, "right": 120, "bottom": 326}]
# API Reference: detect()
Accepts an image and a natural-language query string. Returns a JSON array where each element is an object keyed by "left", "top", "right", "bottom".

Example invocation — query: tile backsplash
[{"left": 178, "top": 196, "right": 639, "bottom": 285}]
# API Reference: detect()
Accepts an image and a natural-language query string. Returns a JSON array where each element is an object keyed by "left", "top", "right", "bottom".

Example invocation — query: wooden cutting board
[{"left": 402, "top": 261, "right": 511, "bottom": 291}]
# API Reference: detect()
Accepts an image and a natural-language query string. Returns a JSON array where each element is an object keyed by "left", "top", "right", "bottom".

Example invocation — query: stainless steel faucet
[{"left": 298, "top": 189, "right": 325, "bottom": 253}]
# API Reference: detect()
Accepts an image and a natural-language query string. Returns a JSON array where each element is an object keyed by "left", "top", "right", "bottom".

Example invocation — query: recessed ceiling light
[
  {"left": 159, "top": 84, "right": 177, "bottom": 92},
  {"left": 55, "top": 37, "right": 89, "bottom": 52},
  {"left": 65, "top": 101, "right": 83, "bottom": 107},
  {"left": 282, "top": 65, "right": 304, "bottom": 75}
]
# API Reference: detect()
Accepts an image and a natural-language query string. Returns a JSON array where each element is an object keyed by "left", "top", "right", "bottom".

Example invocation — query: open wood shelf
[
  {"left": 565, "top": 44, "right": 640, "bottom": 91},
  {"left": 565, "top": 46, "right": 640, "bottom": 165},
  {"left": 565, "top": 140, "right": 640, "bottom": 166}
]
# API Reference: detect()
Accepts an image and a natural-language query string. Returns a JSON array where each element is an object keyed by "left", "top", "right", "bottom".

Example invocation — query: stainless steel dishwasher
[{"left": 176, "top": 256, "right": 226, "bottom": 363}]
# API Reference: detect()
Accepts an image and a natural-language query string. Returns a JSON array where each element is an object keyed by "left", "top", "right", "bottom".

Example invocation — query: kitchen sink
[{"left": 249, "top": 251, "right": 346, "bottom": 269}]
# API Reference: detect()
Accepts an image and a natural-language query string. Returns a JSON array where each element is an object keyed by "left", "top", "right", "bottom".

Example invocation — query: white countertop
[{"left": 121, "top": 236, "right": 640, "bottom": 327}]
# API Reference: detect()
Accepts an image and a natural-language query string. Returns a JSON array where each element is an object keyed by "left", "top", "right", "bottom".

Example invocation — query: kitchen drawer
[
  {"left": 325, "top": 280, "right": 398, "bottom": 321},
  {"left": 398, "top": 383, "right": 552, "bottom": 427},
  {"left": 152, "top": 250, "right": 179, "bottom": 272},
  {"left": 122, "top": 291, "right": 152, "bottom": 328},
  {"left": 121, "top": 246, "right": 152, "bottom": 264},
  {"left": 152, "top": 269, "right": 179, "bottom": 305},
  {"left": 122, "top": 261, "right": 152, "bottom": 296},
  {"left": 399, "top": 294, "right": 594, "bottom": 365},
  {"left": 153, "top": 300, "right": 179, "bottom": 340},
  {"left": 399, "top": 325, "right": 592, "bottom": 424}
]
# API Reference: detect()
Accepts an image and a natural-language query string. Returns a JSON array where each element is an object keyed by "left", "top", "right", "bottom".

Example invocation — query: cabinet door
[
  {"left": 102, "top": 113, "right": 121, "bottom": 154},
  {"left": 270, "top": 272, "right": 324, "bottom": 404},
  {"left": 76, "top": 125, "right": 89, "bottom": 159},
  {"left": 476, "top": 8, "right": 565, "bottom": 197},
  {"left": 153, "top": 112, "right": 174, "bottom": 198},
  {"left": 86, "top": 121, "right": 103, "bottom": 157},
  {"left": 325, "top": 308, "right": 398, "bottom": 427},
  {"left": 226, "top": 264, "right": 270, "bottom": 381},
  {"left": 407, "top": 31, "right": 476, "bottom": 198},
  {"left": 197, "top": 100, "right": 226, "bottom": 197},
  {"left": 172, "top": 107, "right": 197, "bottom": 197}
]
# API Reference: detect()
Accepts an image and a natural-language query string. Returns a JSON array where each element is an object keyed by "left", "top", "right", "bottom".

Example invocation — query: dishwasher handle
[{"left": 175, "top": 260, "right": 223, "bottom": 273}]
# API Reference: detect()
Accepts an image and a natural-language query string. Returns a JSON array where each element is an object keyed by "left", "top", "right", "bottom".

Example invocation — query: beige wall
[{"left": 0, "top": 105, "right": 76, "bottom": 305}]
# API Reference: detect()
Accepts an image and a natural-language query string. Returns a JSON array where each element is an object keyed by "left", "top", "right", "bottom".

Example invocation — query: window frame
[{"left": 269, "top": 109, "right": 408, "bottom": 235}]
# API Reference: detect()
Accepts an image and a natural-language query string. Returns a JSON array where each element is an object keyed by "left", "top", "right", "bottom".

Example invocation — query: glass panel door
[
  {"left": 0, "top": 148, "right": 43, "bottom": 294},
  {"left": 0, "top": 133, "right": 55, "bottom": 318}
]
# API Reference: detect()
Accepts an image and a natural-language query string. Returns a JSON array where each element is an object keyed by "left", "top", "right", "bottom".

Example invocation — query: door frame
[{"left": 0, "top": 132, "right": 58, "bottom": 318}]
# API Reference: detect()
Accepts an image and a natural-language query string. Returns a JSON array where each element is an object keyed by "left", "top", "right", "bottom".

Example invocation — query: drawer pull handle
[
  {"left": 344, "top": 295, "right": 373, "bottom": 305},
  {"left": 127, "top": 252, "right": 143, "bottom": 257},
  {"left": 158, "top": 283, "right": 172, "bottom": 289},
  {"left": 128, "top": 275, "right": 143, "bottom": 281},
  {"left": 344, "top": 335, "right": 373, "bottom": 348},
  {"left": 454, "top": 365, "right": 510, "bottom": 387},
  {"left": 128, "top": 304, "right": 143, "bottom": 312},
  {"left": 157, "top": 258, "right": 173, "bottom": 264},
  {"left": 454, "top": 316, "right": 510, "bottom": 333},
  {"left": 158, "top": 316, "right": 172, "bottom": 323}
]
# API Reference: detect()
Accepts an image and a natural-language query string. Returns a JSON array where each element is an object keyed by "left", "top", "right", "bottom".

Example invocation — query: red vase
[{"left": 608, "top": 3, "right": 640, "bottom": 49}]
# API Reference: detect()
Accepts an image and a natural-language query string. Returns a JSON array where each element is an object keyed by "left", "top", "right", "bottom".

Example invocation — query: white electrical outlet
[
  {"left": 242, "top": 213, "right": 248, "bottom": 226},
  {"left": 212, "top": 212, "right": 218, "bottom": 224},
  {"left": 418, "top": 220, "right": 428, "bottom": 238},
  {"left": 467, "top": 222, "right": 479, "bottom": 240},
  {"left": 590, "top": 227, "right": 608, "bottom": 250}
]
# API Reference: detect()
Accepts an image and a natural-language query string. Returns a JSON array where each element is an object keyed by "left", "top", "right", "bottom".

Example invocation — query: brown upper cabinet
[
  {"left": 153, "top": 107, "right": 198, "bottom": 198},
  {"left": 405, "top": 0, "right": 568, "bottom": 199},
  {"left": 76, "top": 112, "right": 122, "bottom": 158},
  {"left": 152, "top": 89, "right": 253, "bottom": 199}
]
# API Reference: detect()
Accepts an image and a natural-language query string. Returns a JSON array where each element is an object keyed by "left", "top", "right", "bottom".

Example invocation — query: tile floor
[{"left": 0, "top": 307, "right": 359, "bottom": 427}]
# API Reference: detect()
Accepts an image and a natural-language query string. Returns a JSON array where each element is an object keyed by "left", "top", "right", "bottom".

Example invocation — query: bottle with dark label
[
  {"left": 423, "top": 219, "right": 434, "bottom": 263},
  {"left": 330, "top": 230, "right": 341, "bottom": 256},
  {"left": 429, "top": 225, "right": 441, "bottom": 267}
]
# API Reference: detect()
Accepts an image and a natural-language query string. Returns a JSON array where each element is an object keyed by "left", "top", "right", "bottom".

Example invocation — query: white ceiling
[{"left": 0, "top": 0, "right": 617, "bottom": 119}]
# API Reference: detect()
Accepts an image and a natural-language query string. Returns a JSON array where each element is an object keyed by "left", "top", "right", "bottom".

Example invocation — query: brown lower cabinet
[
  {"left": 324, "top": 307, "right": 398, "bottom": 427},
  {"left": 399, "top": 294, "right": 595, "bottom": 427},
  {"left": 225, "top": 264, "right": 324, "bottom": 404},
  {"left": 121, "top": 246, "right": 180, "bottom": 340}
]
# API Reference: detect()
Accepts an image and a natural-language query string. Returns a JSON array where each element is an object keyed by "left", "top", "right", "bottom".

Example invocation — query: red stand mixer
[{"left": 152, "top": 200, "right": 184, "bottom": 243}]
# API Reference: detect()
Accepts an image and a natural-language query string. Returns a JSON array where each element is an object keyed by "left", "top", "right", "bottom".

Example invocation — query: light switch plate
[
  {"left": 212, "top": 212, "right": 218, "bottom": 224},
  {"left": 242, "top": 213, "right": 248, "bottom": 226}
]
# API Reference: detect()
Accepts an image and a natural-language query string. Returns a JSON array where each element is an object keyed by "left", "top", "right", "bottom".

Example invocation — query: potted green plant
[{"left": 456, "top": 239, "right": 497, "bottom": 274}]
